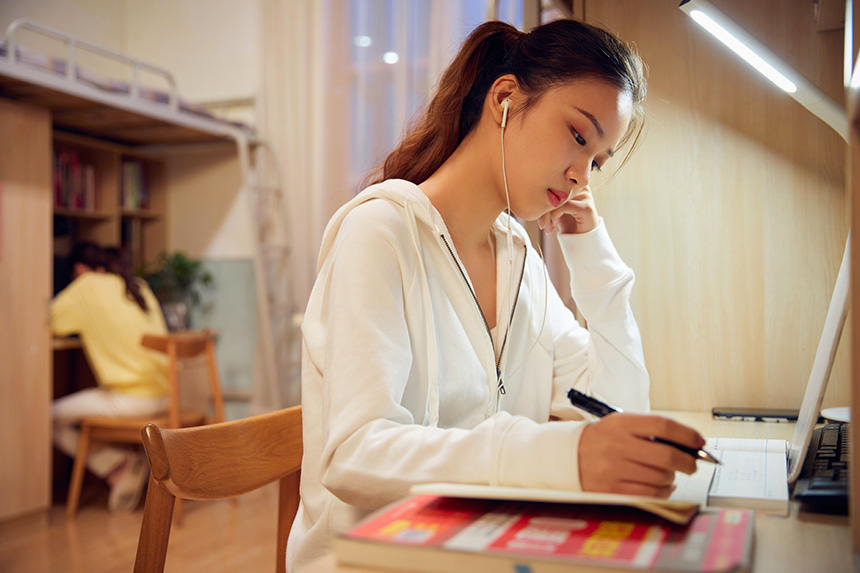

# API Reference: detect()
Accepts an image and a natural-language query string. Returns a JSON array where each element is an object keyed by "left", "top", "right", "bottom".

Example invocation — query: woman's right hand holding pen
[{"left": 578, "top": 413, "right": 706, "bottom": 498}]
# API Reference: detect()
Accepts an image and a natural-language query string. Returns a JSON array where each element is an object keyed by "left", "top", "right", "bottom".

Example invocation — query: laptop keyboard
[{"left": 793, "top": 423, "right": 849, "bottom": 511}]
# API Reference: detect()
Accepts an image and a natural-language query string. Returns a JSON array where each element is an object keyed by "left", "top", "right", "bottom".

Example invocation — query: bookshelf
[
  {"left": 51, "top": 131, "right": 166, "bottom": 272},
  {"left": 0, "top": 100, "right": 172, "bottom": 521}
]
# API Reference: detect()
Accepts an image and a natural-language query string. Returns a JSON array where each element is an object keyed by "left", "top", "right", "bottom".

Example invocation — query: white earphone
[
  {"left": 495, "top": 94, "right": 550, "bottom": 399},
  {"left": 501, "top": 98, "right": 511, "bottom": 129}
]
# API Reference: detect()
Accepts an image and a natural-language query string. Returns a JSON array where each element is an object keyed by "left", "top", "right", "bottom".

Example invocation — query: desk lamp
[{"left": 678, "top": 0, "right": 851, "bottom": 426}]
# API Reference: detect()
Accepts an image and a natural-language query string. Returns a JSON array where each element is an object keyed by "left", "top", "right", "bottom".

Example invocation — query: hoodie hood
[
  {"left": 317, "top": 178, "right": 530, "bottom": 272},
  {"left": 317, "top": 179, "right": 440, "bottom": 272},
  {"left": 317, "top": 179, "right": 445, "bottom": 425}
]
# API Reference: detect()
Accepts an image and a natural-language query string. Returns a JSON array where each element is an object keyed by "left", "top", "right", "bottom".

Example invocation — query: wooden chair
[
  {"left": 133, "top": 405, "right": 303, "bottom": 573},
  {"left": 66, "top": 329, "right": 226, "bottom": 522}
]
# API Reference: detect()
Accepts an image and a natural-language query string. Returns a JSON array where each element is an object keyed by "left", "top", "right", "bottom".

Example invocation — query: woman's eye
[
  {"left": 570, "top": 127, "right": 586, "bottom": 146},
  {"left": 591, "top": 161, "right": 602, "bottom": 172}
]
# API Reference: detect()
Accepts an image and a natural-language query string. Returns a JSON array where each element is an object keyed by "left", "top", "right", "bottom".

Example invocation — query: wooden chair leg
[
  {"left": 174, "top": 498, "right": 184, "bottom": 526},
  {"left": 66, "top": 424, "right": 92, "bottom": 518},
  {"left": 134, "top": 474, "right": 176, "bottom": 573},
  {"left": 277, "top": 471, "right": 301, "bottom": 573}
]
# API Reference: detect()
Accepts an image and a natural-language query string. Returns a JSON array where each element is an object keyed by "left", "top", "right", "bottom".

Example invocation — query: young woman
[
  {"left": 287, "top": 19, "right": 705, "bottom": 569},
  {"left": 52, "top": 243, "right": 169, "bottom": 512}
]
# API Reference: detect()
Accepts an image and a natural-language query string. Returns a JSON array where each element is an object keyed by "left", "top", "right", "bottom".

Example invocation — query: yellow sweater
[{"left": 52, "top": 272, "right": 169, "bottom": 397}]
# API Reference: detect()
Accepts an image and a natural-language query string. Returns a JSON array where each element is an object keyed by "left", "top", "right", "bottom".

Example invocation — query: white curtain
[{"left": 254, "top": 0, "right": 543, "bottom": 411}]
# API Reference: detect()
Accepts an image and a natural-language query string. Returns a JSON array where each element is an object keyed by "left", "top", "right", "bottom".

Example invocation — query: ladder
[{"left": 243, "top": 140, "right": 299, "bottom": 410}]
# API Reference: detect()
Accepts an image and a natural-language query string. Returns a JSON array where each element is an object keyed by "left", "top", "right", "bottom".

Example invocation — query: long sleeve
[{"left": 548, "top": 219, "right": 650, "bottom": 418}]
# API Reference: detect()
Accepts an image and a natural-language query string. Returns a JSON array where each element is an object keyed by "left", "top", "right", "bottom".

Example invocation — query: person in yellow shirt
[{"left": 52, "top": 243, "right": 169, "bottom": 512}]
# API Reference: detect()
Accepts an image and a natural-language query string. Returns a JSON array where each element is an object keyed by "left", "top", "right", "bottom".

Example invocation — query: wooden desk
[
  {"left": 299, "top": 412, "right": 852, "bottom": 573},
  {"left": 52, "top": 336, "right": 82, "bottom": 350}
]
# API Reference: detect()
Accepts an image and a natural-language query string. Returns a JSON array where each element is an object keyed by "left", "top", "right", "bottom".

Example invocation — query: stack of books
[
  {"left": 53, "top": 150, "right": 96, "bottom": 211},
  {"left": 334, "top": 485, "right": 753, "bottom": 572}
]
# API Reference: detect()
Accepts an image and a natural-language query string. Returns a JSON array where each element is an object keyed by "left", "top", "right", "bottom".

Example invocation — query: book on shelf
[
  {"left": 122, "top": 159, "right": 149, "bottom": 211},
  {"left": 52, "top": 150, "right": 97, "bottom": 211},
  {"left": 334, "top": 492, "right": 754, "bottom": 573}
]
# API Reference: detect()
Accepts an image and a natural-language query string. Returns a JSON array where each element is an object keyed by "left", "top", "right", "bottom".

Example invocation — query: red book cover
[{"left": 337, "top": 494, "right": 753, "bottom": 572}]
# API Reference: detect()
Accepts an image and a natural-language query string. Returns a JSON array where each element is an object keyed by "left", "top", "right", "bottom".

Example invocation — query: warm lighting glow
[
  {"left": 688, "top": 9, "right": 796, "bottom": 93},
  {"left": 679, "top": 0, "right": 847, "bottom": 141},
  {"left": 844, "top": 0, "right": 853, "bottom": 87},
  {"left": 383, "top": 52, "right": 399, "bottom": 64}
]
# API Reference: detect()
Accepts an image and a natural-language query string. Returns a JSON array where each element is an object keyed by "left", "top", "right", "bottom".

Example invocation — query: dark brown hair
[
  {"left": 104, "top": 246, "right": 149, "bottom": 312},
  {"left": 73, "top": 242, "right": 149, "bottom": 312},
  {"left": 368, "top": 19, "right": 647, "bottom": 186}
]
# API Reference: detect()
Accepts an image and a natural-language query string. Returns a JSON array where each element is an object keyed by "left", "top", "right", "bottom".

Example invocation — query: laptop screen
[{"left": 787, "top": 232, "right": 851, "bottom": 483}]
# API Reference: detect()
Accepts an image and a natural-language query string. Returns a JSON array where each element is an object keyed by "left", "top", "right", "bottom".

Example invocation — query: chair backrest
[
  {"left": 134, "top": 405, "right": 303, "bottom": 573},
  {"left": 141, "top": 329, "right": 226, "bottom": 427}
]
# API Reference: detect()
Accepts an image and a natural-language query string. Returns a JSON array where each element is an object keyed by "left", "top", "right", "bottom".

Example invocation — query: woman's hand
[
  {"left": 578, "top": 413, "right": 705, "bottom": 498},
  {"left": 538, "top": 186, "right": 599, "bottom": 235}
]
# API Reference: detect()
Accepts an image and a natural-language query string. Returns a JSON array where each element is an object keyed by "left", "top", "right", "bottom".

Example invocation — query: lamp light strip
[
  {"left": 688, "top": 9, "right": 797, "bottom": 93},
  {"left": 679, "top": 0, "right": 847, "bottom": 141}
]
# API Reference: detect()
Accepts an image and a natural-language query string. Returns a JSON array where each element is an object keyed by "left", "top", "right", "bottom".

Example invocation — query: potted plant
[{"left": 140, "top": 251, "right": 214, "bottom": 331}]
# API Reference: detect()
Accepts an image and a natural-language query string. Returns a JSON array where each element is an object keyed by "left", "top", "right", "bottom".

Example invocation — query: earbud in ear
[{"left": 501, "top": 98, "right": 511, "bottom": 129}]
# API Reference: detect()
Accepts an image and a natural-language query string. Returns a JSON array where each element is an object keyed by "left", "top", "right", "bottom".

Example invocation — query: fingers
[
  {"left": 622, "top": 433, "right": 699, "bottom": 476},
  {"left": 578, "top": 413, "right": 706, "bottom": 497},
  {"left": 623, "top": 414, "right": 706, "bottom": 453},
  {"left": 537, "top": 187, "right": 599, "bottom": 235},
  {"left": 613, "top": 482, "right": 676, "bottom": 499}
]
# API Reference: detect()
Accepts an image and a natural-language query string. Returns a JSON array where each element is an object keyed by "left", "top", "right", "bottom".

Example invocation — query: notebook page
[{"left": 706, "top": 437, "right": 788, "bottom": 504}]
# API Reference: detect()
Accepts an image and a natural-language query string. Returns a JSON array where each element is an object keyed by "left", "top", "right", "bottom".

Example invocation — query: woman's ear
[{"left": 487, "top": 74, "right": 520, "bottom": 126}]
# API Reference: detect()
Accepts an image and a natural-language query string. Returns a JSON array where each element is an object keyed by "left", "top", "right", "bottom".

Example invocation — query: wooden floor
[{"left": 0, "top": 482, "right": 280, "bottom": 572}]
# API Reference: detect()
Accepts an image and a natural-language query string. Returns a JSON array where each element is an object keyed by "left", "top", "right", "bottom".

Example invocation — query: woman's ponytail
[
  {"left": 368, "top": 18, "right": 647, "bottom": 187},
  {"left": 368, "top": 21, "right": 523, "bottom": 186},
  {"left": 104, "top": 247, "right": 149, "bottom": 313}
]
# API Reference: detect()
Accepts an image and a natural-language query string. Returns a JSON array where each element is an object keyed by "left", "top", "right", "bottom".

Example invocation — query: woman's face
[{"left": 500, "top": 78, "right": 632, "bottom": 221}]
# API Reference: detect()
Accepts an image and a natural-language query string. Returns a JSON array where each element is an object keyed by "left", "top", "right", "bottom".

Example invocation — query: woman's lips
[{"left": 547, "top": 188, "right": 568, "bottom": 208}]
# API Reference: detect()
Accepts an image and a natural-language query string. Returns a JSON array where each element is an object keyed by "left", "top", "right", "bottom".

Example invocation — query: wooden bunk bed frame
[{"left": 0, "top": 18, "right": 285, "bottom": 419}]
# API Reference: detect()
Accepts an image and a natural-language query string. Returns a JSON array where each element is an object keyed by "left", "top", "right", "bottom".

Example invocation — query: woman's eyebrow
[
  {"left": 573, "top": 106, "right": 604, "bottom": 138},
  {"left": 573, "top": 106, "right": 616, "bottom": 157}
]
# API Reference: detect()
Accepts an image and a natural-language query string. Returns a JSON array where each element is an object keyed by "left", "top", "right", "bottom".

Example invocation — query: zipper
[
  {"left": 496, "top": 249, "right": 527, "bottom": 395},
  {"left": 439, "top": 233, "right": 527, "bottom": 399}
]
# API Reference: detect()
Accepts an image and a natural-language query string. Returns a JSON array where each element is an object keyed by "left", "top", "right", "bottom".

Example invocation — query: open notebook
[{"left": 671, "top": 234, "right": 851, "bottom": 515}]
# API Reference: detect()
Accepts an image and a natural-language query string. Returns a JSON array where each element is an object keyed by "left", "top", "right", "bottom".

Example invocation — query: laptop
[{"left": 671, "top": 233, "right": 851, "bottom": 514}]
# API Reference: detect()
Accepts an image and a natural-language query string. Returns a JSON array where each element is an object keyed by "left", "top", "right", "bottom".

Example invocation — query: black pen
[{"left": 567, "top": 388, "right": 721, "bottom": 464}]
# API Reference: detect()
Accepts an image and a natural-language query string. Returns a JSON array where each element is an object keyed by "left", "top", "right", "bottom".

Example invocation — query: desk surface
[
  {"left": 299, "top": 411, "right": 852, "bottom": 573},
  {"left": 52, "top": 336, "right": 82, "bottom": 350}
]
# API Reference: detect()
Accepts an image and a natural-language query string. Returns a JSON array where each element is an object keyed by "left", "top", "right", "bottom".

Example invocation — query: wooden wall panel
[
  {"left": 849, "top": 0, "right": 859, "bottom": 559},
  {"left": 0, "top": 98, "right": 52, "bottom": 520},
  {"left": 584, "top": 0, "right": 849, "bottom": 411}
]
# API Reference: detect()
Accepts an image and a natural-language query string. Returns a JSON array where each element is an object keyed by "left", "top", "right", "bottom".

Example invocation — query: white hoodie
[{"left": 286, "top": 179, "right": 649, "bottom": 570}]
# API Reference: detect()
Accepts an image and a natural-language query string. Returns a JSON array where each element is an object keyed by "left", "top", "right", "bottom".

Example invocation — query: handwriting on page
[{"left": 706, "top": 438, "right": 787, "bottom": 499}]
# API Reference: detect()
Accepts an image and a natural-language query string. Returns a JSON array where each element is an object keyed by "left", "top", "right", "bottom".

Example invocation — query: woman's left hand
[{"left": 538, "top": 186, "right": 599, "bottom": 235}]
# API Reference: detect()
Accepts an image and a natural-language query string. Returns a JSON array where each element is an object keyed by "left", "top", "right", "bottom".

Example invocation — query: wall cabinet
[{"left": 0, "top": 97, "right": 53, "bottom": 521}]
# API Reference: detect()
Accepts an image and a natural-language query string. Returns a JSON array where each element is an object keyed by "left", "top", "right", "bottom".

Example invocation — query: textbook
[{"left": 334, "top": 494, "right": 754, "bottom": 573}]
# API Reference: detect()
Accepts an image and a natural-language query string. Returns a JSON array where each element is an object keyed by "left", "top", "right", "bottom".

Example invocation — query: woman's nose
[{"left": 566, "top": 162, "right": 590, "bottom": 191}]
